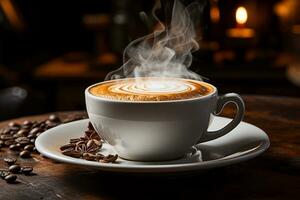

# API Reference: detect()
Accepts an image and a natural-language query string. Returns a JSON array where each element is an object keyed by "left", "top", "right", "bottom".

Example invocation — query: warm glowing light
[
  {"left": 0, "top": 0, "right": 24, "bottom": 30},
  {"left": 210, "top": 6, "right": 220, "bottom": 23},
  {"left": 236, "top": 7, "right": 248, "bottom": 25},
  {"left": 226, "top": 6, "right": 254, "bottom": 38}
]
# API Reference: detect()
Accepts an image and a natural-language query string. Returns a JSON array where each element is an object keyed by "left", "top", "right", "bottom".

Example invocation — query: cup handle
[{"left": 198, "top": 93, "right": 245, "bottom": 143}]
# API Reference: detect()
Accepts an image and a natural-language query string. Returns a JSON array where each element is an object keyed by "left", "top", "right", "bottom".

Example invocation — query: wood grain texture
[{"left": 0, "top": 96, "right": 300, "bottom": 200}]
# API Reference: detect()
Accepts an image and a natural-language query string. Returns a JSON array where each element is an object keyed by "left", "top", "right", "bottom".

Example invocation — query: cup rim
[{"left": 85, "top": 78, "right": 217, "bottom": 104}]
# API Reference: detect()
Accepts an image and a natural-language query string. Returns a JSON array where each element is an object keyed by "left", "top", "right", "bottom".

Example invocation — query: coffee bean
[
  {"left": 80, "top": 136, "right": 87, "bottom": 141},
  {"left": 74, "top": 140, "right": 85, "bottom": 147},
  {"left": 46, "top": 123, "right": 58, "bottom": 129},
  {"left": 30, "top": 138, "right": 35, "bottom": 144},
  {"left": 21, "top": 166, "right": 33, "bottom": 175},
  {"left": 93, "top": 139, "right": 102, "bottom": 147},
  {"left": 85, "top": 130, "right": 95, "bottom": 137},
  {"left": 20, "top": 141, "right": 31, "bottom": 146},
  {"left": 75, "top": 143, "right": 87, "bottom": 152},
  {"left": 100, "top": 154, "right": 118, "bottom": 163},
  {"left": 1, "top": 135, "right": 14, "bottom": 140},
  {"left": 16, "top": 129, "right": 29, "bottom": 137},
  {"left": 5, "top": 174, "right": 17, "bottom": 183},
  {"left": 0, "top": 170, "right": 10, "bottom": 179},
  {"left": 49, "top": 114, "right": 60, "bottom": 123},
  {"left": 31, "top": 122, "right": 40, "bottom": 129},
  {"left": 45, "top": 120, "right": 51, "bottom": 125},
  {"left": 9, "top": 144, "right": 20, "bottom": 151},
  {"left": 86, "top": 140, "right": 95, "bottom": 148},
  {"left": 85, "top": 130, "right": 101, "bottom": 140},
  {"left": 27, "top": 134, "right": 36, "bottom": 139},
  {"left": 69, "top": 138, "right": 81, "bottom": 143},
  {"left": 9, "top": 165, "right": 21, "bottom": 173},
  {"left": 8, "top": 122, "right": 20, "bottom": 127},
  {"left": 10, "top": 126, "right": 20, "bottom": 132},
  {"left": 13, "top": 133, "right": 22, "bottom": 139},
  {"left": 62, "top": 149, "right": 81, "bottom": 158},
  {"left": 4, "top": 139, "right": 15, "bottom": 146},
  {"left": 88, "top": 147, "right": 100, "bottom": 154},
  {"left": 2, "top": 129, "right": 10, "bottom": 135},
  {"left": 82, "top": 153, "right": 97, "bottom": 161},
  {"left": 24, "top": 144, "right": 34, "bottom": 151},
  {"left": 15, "top": 137, "right": 30, "bottom": 145},
  {"left": 95, "top": 153, "right": 105, "bottom": 160},
  {"left": 59, "top": 121, "right": 118, "bottom": 164},
  {"left": 29, "top": 127, "right": 41, "bottom": 136},
  {"left": 39, "top": 122, "right": 46, "bottom": 129},
  {"left": 4, "top": 157, "right": 17, "bottom": 165},
  {"left": 20, "top": 150, "right": 31, "bottom": 158},
  {"left": 22, "top": 126, "right": 31, "bottom": 130},
  {"left": 88, "top": 122, "right": 95, "bottom": 131},
  {"left": 15, "top": 136, "right": 29, "bottom": 142},
  {"left": 60, "top": 143, "right": 75, "bottom": 151},
  {"left": 0, "top": 140, "right": 3, "bottom": 146},
  {"left": 22, "top": 120, "right": 33, "bottom": 127}
]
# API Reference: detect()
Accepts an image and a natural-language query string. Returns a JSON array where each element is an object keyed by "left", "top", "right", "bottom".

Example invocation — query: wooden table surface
[{"left": 0, "top": 95, "right": 300, "bottom": 200}]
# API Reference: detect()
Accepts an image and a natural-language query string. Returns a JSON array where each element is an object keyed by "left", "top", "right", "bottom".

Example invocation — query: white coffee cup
[{"left": 85, "top": 79, "right": 245, "bottom": 161}]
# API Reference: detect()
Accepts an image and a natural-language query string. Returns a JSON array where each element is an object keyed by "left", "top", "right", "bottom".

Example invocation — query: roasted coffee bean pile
[
  {"left": 60, "top": 122, "right": 118, "bottom": 163},
  {"left": 1, "top": 157, "right": 33, "bottom": 184},
  {"left": 0, "top": 114, "right": 63, "bottom": 159},
  {"left": 0, "top": 114, "right": 66, "bottom": 184},
  {"left": 0, "top": 113, "right": 117, "bottom": 183}
]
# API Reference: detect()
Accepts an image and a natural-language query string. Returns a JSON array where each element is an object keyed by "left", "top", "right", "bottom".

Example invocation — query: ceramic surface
[{"left": 35, "top": 117, "right": 269, "bottom": 173}]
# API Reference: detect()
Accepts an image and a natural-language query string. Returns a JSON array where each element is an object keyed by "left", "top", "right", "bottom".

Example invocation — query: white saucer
[{"left": 35, "top": 117, "right": 270, "bottom": 173}]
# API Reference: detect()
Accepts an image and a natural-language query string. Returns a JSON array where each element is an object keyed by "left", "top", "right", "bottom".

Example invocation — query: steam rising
[{"left": 105, "top": 0, "right": 204, "bottom": 81}]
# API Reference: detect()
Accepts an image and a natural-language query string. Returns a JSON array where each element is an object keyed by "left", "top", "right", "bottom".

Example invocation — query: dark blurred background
[{"left": 0, "top": 0, "right": 299, "bottom": 120}]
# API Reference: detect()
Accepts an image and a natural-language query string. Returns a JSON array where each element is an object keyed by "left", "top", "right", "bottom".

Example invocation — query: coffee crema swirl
[{"left": 89, "top": 78, "right": 213, "bottom": 101}]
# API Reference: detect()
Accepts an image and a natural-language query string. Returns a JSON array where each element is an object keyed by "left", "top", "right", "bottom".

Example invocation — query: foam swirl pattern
[{"left": 89, "top": 78, "right": 212, "bottom": 101}]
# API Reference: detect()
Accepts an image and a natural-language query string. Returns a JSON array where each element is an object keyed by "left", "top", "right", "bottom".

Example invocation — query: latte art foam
[
  {"left": 110, "top": 80, "right": 197, "bottom": 94},
  {"left": 89, "top": 78, "right": 213, "bottom": 101}
]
